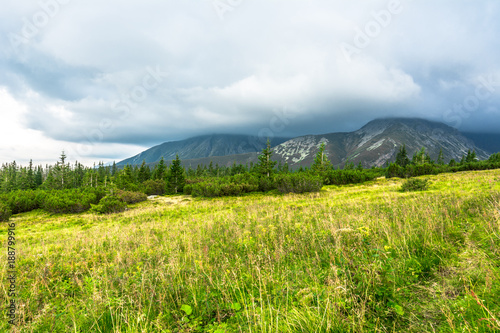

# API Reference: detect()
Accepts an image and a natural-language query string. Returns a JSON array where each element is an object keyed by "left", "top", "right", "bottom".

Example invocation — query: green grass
[{"left": 2, "top": 170, "right": 500, "bottom": 332}]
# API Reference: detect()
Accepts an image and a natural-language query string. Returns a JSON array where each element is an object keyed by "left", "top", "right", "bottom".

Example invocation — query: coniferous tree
[
  {"left": 2, "top": 161, "right": 18, "bottom": 192},
  {"left": 17, "top": 167, "right": 29, "bottom": 190},
  {"left": 257, "top": 139, "right": 277, "bottom": 178},
  {"left": 56, "top": 151, "right": 69, "bottom": 188},
  {"left": 153, "top": 157, "right": 167, "bottom": 180},
  {"left": 395, "top": 144, "right": 410, "bottom": 167},
  {"left": 138, "top": 160, "right": 151, "bottom": 183},
  {"left": 463, "top": 150, "right": 477, "bottom": 164},
  {"left": 97, "top": 162, "right": 108, "bottom": 184},
  {"left": 437, "top": 148, "right": 445, "bottom": 165},
  {"left": 26, "top": 160, "right": 36, "bottom": 189},
  {"left": 344, "top": 160, "right": 355, "bottom": 170},
  {"left": 284, "top": 162, "right": 290, "bottom": 174},
  {"left": 412, "top": 147, "right": 431, "bottom": 165},
  {"left": 43, "top": 168, "right": 58, "bottom": 190},
  {"left": 196, "top": 164, "right": 204, "bottom": 177},
  {"left": 34, "top": 166, "right": 43, "bottom": 188},
  {"left": 116, "top": 165, "right": 135, "bottom": 190},
  {"left": 73, "top": 162, "right": 85, "bottom": 188},
  {"left": 208, "top": 161, "right": 215, "bottom": 177},
  {"left": 111, "top": 161, "right": 118, "bottom": 177},
  {"left": 167, "top": 155, "right": 185, "bottom": 194},
  {"left": 311, "top": 142, "right": 331, "bottom": 173}
]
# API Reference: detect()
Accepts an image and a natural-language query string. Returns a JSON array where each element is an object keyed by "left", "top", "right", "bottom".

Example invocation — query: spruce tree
[
  {"left": 257, "top": 139, "right": 277, "bottom": 178},
  {"left": 167, "top": 155, "right": 185, "bottom": 194},
  {"left": 395, "top": 144, "right": 410, "bottom": 167},
  {"left": 412, "top": 147, "right": 431, "bottom": 165},
  {"left": 138, "top": 160, "right": 151, "bottom": 183},
  {"left": 116, "top": 165, "right": 135, "bottom": 190},
  {"left": 312, "top": 142, "right": 331, "bottom": 173},
  {"left": 464, "top": 150, "right": 477, "bottom": 164},
  {"left": 35, "top": 166, "right": 43, "bottom": 187},
  {"left": 27, "top": 160, "right": 35, "bottom": 189},
  {"left": 437, "top": 149, "right": 444, "bottom": 165},
  {"left": 153, "top": 157, "right": 167, "bottom": 180},
  {"left": 111, "top": 161, "right": 118, "bottom": 176},
  {"left": 208, "top": 161, "right": 215, "bottom": 177},
  {"left": 196, "top": 164, "right": 203, "bottom": 177}
]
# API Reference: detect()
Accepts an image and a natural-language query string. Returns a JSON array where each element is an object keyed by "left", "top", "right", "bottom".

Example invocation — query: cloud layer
[{"left": 1, "top": 0, "right": 499, "bottom": 165}]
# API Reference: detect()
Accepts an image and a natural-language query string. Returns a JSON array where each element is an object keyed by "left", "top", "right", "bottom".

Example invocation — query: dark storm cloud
[{"left": 0, "top": 0, "right": 499, "bottom": 164}]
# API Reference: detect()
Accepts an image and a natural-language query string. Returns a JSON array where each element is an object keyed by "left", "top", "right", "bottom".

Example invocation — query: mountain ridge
[
  {"left": 117, "top": 118, "right": 490, "bottom": 169},
  {"left": 117, "top": 134, "right": 290, "bottom": 166}
]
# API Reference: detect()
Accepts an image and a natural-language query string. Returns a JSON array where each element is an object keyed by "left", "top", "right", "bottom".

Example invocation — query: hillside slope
[
  {"left": 273, "top": 118, "right": 489, "bottom": 168},
  {"left": 118, "top": 118, "right": 489, "bottom": 169},
  {"left": 7, "top": 169, "right": 500, "bottom": 331},
  {"left": 117, "top": 134, "right": 289, "bottom": 166}
]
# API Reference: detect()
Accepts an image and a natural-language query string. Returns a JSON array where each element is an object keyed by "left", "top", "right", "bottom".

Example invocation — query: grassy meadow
[{"left": 2, "top": 170, "right": 500, "bottom": 332}]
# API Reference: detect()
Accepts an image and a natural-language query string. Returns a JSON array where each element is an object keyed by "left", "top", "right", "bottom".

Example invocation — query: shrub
[
  {"left": 7, "top": 190, "right": 47, "bottom": 214},
  {"left": 43, "top": 189, "right": 99, "bottom": 214},
  {"left": 404, "top": 164, "right": 439, "bottom": 178},
  {"left": 488, "top": 153, "right": 500, "bottom": 163},
  {"left": 183, "top": 184, "right": 194, "bottom": 195},
  {"left": 0, "top": 202, "right": 12, "bottom": 222},
  {"left": 116, "top": 190, "right": 147, "bottom": 204},
  {"left": 275, "top": 173, "right": 323, "bottom": 194},
  {"left": 142, "top": 179, "right": 166, "bottom": 196},
  {"left": 186, "top": 175, "right": 259, "bottom": 198},
  {"left": 258, "top": 176, "right": 276, "bottom": 192},
  {"left": 386, "top": 163, "right": 404, "bottom": 179},
  {"left": 91, "top": 196, "right": 127, "bottom": 214},
  {"left": 400, "top": 178, "right": 430, "bottom": 192}
]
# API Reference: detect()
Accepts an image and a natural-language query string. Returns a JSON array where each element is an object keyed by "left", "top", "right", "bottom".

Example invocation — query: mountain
[
  {"left": 271, "top": 118, "right": 490, "bottom": 168},
  {"left": 117, "top": 118, "right": 490, "bottom": 169},
  {"left": 462, "top": 132, "right": 500, "bottom": 154},
  {"left": 116, "top": 134, "right": 290, "bottom": 166}
]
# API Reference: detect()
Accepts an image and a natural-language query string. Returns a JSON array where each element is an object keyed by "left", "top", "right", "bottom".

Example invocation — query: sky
[{"left": 1, "top": 0, "right": 499, "bottom": 166}]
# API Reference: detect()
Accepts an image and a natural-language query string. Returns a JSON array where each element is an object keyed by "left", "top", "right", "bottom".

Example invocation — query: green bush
[
  {"left": 404, "top": 164, "right": 440, "bottom": 178},
  {"left": 275, "top": 173, "right": 323, "bottom": 194},
  {"left": 43, "top": 189, "right": 100, "bottom": 214},
  {"left": 116, "top": 190, "right": 148, "bottom": 204},
  {"left": 488, "top": 152, "right": 500, "bottom": 163},
  {"left": 257, "top": 176, "right": 276, "bottom": 192},
  {"left": 386, "top": 163, "right": 404, "bottom": 179},
  {"left": 0, "top": 202, "right": 12, "bottom": 222},
  {"left": 7, "top": 190, "right": 47, "bottom": 214},
  {"left": 186, "top": 175, "right": 259, "bottom": 198},
  {"left": 400, "top": 178, "right": 430, "bottom": 192},
  {"left": 91, "top": 196, "right": 127, "bottom": 214},
  {"left": 142, "top": 179, "right": 166, "bottom": 196}
]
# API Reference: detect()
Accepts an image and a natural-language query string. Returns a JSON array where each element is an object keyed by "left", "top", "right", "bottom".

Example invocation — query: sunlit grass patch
[{"left": 2, "top": 169, "right": 500, "bottom": 332}]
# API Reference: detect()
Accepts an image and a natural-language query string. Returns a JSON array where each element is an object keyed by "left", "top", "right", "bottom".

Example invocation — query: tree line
[{"left": 1, "top": 142, "right": 500, "bottom": 221}]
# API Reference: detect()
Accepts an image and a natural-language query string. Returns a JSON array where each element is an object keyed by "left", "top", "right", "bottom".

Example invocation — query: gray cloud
[{"left": 0, "top": 0, "right": 499, "bottom": 164}]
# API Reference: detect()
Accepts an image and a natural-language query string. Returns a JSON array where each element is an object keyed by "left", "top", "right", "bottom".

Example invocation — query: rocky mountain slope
[
  {"left": 273, "top": 118, "right": 490, "bottom": 168},
  {"left": 118, "top": 118, "right": 490, "bottom": 169},
  {"left": 116, "top": 134, "right": 289, "bottom": 166}
]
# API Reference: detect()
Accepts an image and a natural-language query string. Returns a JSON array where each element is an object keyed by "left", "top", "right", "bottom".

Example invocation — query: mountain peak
[{"left": 117, "top": 118, "right": 488, "bottom": 169}]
